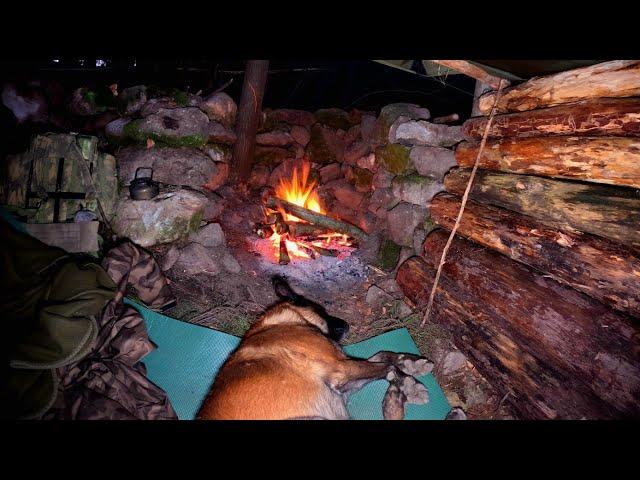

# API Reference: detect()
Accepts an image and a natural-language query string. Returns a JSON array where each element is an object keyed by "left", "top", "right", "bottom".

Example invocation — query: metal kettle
[{"left": 129, "top": 167, "right": 159, "bottom": 200}]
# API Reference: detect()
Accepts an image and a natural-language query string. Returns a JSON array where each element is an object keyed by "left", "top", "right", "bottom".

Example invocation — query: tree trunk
[
  {"left": 464, "top": 97, "right": 640, "bottom": 140},
  {"left": 396, "top": 231, "right": 640, "bottom": 419},
  {"left": 455, "top": 136, "right": 640, "bottom": 188},
  {"left": 232, "top": 60, "right": 269, "bottom": 183},
  {"left": 477, "top": 60, "right": 640, "bottom": 115},
  {"left": 430, "top": 193, "right": 640, "bottom": 317},
  {"left": 444, "top": 168, "right": 640, "bottom": 251}
]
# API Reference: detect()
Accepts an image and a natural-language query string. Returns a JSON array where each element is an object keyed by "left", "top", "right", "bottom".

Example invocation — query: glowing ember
[{"left": 265, "top": 160, "right": 355, "bottom": 262}]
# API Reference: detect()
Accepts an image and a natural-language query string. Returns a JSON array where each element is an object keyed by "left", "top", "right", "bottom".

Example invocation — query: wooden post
[
  {"left": 471, "top": 80, "right": 492, "bottom": 117},
  {"left": 232, "top": 60, "right": 269, "bottom": 183}
]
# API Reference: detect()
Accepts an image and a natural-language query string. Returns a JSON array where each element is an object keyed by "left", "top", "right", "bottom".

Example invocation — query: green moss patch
[
  {"left": 376, "top": 238, "right": 401, "bottom": 271},
  {"left": 375, "top": 144, "right": 412, "bottom": 175}
]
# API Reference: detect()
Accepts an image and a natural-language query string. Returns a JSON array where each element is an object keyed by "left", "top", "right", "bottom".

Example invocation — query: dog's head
[{"left": 271, "top": 276, "right": 350, "bottom": 342}]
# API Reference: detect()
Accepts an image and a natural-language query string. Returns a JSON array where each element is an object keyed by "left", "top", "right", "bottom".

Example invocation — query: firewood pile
[{"left": 397, "top": 60, "right": 640, "bottom": 419}]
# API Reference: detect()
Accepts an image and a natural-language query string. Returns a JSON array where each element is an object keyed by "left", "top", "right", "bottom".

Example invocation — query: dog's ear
[{"left": 272, "top": 276, "right": 298, "bottom": 301}]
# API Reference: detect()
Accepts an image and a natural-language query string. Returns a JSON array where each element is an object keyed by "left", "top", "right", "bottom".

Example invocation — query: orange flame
[{"left": 267, "top": 160, "right": 353, "bottom": 262}]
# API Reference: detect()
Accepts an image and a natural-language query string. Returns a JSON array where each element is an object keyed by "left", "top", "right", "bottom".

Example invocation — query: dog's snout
[{"left": 328, "top": 318, "right": 350, "bottom": 341}]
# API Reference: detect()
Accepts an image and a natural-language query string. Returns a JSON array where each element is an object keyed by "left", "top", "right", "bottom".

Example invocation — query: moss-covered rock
[
  {"left": 308, "top": 124, "right": 337, "bottom": 164},
  {"left": 122, "top": 107, "right": 209, "bottom": 148},
  {"left": 314, "top": 108, "right": 354, "bottom": 131},
  {"left": 118, "top": 85, "right": 147, "bottom": 115},
  {"left": 391, "top": 174, "right": 443, "bottom": 206},
  {"left": 352, "top": 167, "right": 373, "bottom": 192},
  {"left": 374, "top": 103, "right": 431, "bottom": 146},
  {"left": 375, "top": 144, "right": 413, "bottom": 175},
  {"left": 376, "top": 238, "right": 402, "bottom": 271}
]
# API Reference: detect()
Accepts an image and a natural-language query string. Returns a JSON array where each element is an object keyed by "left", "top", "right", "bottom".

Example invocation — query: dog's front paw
[
  {"left": 382, "top": 383, "right": 406, "bottom": 420},
  {"left": 399, "top": 375, "right": 429, "bottom": 405},
  {"left": 397, "top": 355, "right": 434, "bottom": 377}
]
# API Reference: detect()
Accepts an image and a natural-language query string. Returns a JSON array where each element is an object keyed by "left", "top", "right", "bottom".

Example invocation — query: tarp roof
[{"left": 373, "top": 60, "right": 603, "bottom": 82}]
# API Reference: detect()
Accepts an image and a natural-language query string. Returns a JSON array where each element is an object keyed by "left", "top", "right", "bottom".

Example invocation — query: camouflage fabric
[
  {"left": 43, "top": 242, "right": 177, "bottom": 420},
  {"left": 1, "top": 133, "right": 117, "bottom": 223}
]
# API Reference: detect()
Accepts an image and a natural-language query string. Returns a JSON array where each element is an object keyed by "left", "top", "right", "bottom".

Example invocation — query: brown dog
[{"left": 197, "top": 277, "right": 433, "bottom": 420}]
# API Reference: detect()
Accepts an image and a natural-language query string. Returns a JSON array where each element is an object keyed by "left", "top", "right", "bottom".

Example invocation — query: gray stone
[
  {"left": 139, "top": 97, "right": 178, "bottom": 117},
  {"left": 392, "top": 121, "right": 463, "bottom": 147},
  {"left": 319, "top": 163, "right": 341, "bottom": 184},
  {"left": 373, "top": 168, "right": 395, "bottom": 189},
  {"left": 344, "top": 124, "right": 362, "bottom": 147},
  {"left": 116, "top": 146, "right": 218, "bottom": 191},
  {"left": 249, "top": 164, "right": 271, "bottom": 188},
  {"left": 397, "top": 246, "right": 415, "bottom": 268},
  {"left": 376, "top": 278, "right": 404, "bottom": 299},
  {"left": 256, "top": 130, "right": 295, "bottom": 147},
  {"left": 394, "top": 300, "right": 414, "bottom": 318},
  {"left": 190, "top": 222, "right": 225, "bottom": 247},
  {"left": 324, "top": 179, "right": 364, "bottom": 208},
  {"left": 200, "top": 92, "right": 237, "bottom": 128},
  {"left": 445, "top": 408, "right": 468, "bottom": 420},
  {"left": 290, "top": 125, "right": 310, "bottom": 147},
  {"left": 413, "top": 228, "right": 427, "bottom": 255},
  {"left": 343, "top": 140, "right": 369, "bottom": 165},
  {"left": 368, "top": 188, "right": 399, "bottom": 218},
  {"left": 105, "top": 118, "right": 130, "bottom": 142},
  {"left": 264, "top": 109, "right": 315, "bottom": 128},
  {"left": 173, "top": 242, "right": 222, "bottom": 276},
  {"left": 360, "top": 114, "right": 377, "bottom": 145},
  {"left": 203, "top": 162, "right": 229, "bottom": 192},
  {"left": 135, "top": 107, "right": 209, "bottom": 143},
  {"left": 221, "top": 252, "right": 242, "bottom": 274},
  {"left": 205, "top": 144, "right": 231, "bottom": 163},
  {"left": 380, "top": 103, "right": 431, "bottom": 124},
  {"left": 391, "top": 174, "right": 443, "bottom": 206},
  {"left": 386, "top": 202, "right": 428, "bottom": 247},
  {"left": 113, "top": 188, "right": 205, "bottom": 247},
  {"left": 410, "top": 146, "right": 457, "bottom": 180},
  {"left": 208, "top": 121, "right": 237, "bottom": 145},
  {"left": 202, "top": 195, "right": 225, "bottom": 221},
  {"left": 365, "top": 285, "right": 394, "bottom": 309},
  {"left": 356, "top": 152, "right": 376, "bottom": 171},
  {"left": 442, "top": 351, "right": 468, "bottom": 376},
  {"left": 160, "top": 246, "right": 181, "bottom": 271},
  {"left": 118, "top": 85, "right": 147, "bottom": 116}
]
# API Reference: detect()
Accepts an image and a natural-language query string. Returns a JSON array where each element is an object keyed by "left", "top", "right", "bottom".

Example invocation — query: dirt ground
[{"left": 150, "top": 186, "right": 517, "bottom": 420}]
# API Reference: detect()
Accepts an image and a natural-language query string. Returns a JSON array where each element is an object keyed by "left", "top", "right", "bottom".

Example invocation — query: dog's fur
[{"left": 197, "top": 277, "right": 432, "bottom": 420}]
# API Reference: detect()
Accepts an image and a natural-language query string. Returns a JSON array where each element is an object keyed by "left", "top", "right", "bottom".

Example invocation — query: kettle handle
[{"left": 134, "top": 167, "right": 154, "bottom": 180}]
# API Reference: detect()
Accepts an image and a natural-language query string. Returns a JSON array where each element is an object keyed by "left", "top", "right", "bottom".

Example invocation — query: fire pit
[{"left": 254, "top": 160, "right": 365, "bottom": 265}]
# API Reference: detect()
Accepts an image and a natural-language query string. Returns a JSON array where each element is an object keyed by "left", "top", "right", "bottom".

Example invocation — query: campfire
[{"left": 256, "top": 160, "right": 365, "bottom": 265}]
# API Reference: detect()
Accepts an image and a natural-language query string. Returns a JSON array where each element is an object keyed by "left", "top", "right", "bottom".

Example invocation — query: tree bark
[
  {"left": 477, "top": 60, "right": 640, "bottom": 115},
  {"left": 396, "top": 231, "right": 640, "bottom": 419},
  {"left": 464, "top": 97, "right": 640, "bottom": 140},
  {"left": 232, "top": 60, "right": 269, "bottom": 183},
  {"left": 455, "top": 136, "right": 640, "bottom": 188},
  {"left": 430, "top": 193, "right": 640, "bottom": 317},
  {"left": 444, "top": 168, "right": 640, "bottom": 251}
]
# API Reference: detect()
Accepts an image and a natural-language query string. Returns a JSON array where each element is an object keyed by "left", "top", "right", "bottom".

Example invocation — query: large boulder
[
  {"left": 386, "top": 202, "right": 428, "bottom": 247},
  {"left": 189, "top": 222, "right": 225, "bottom": 247},
  {"left": 113, "top": 188, "right": 205, "bottom": 247},
  {"left": 139, "top": 97, "right": 178, "bottom": 117},
  {"left": 409, "top": 146, "right": 457, "bottom": 180},
  {"left": 117, "top": 146, "right": 219, "bottom": 191},
  {"left": 392, "top": 121, "right": 463, "bottom": 147},
  {"left": 391, "top": 174, "right": 443, "bottom": 206},
  {"left": 200, "top": 92, "right": 237, "bottom": 128},
  {"left": 125, "top": 107, "right": 209, "bottom": 147}
]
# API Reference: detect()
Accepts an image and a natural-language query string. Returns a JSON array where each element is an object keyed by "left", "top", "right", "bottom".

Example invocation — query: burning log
[
  {"left": 396, "top": 230, "right": 640, "bottom": 419},
  {"left": 288, "top": 223, "right": 333, "bottom": 238},
  {"left": 279, "top": 234, "right": 291, "bottom": 265},
  {"left": 264, "top": 195, "right": 369, "bottom": 241}
]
